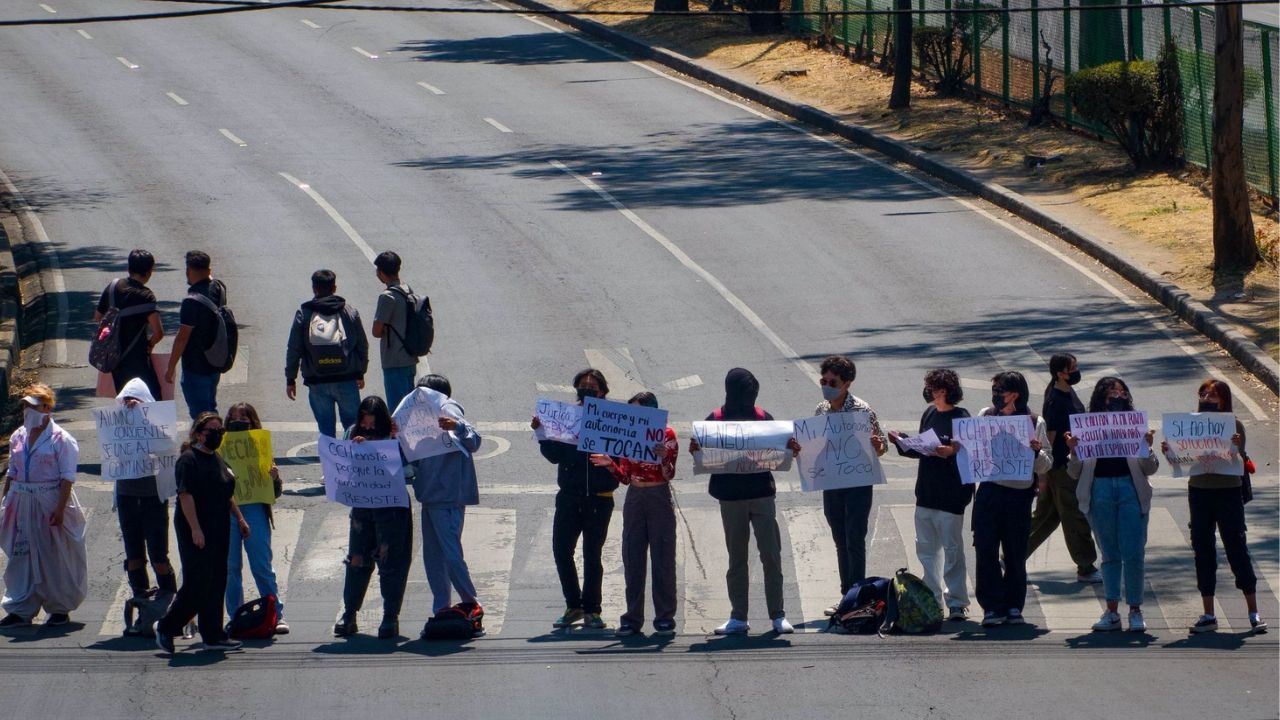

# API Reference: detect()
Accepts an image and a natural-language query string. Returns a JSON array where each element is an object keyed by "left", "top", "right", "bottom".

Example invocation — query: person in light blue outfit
[
  {"left": 222, "top": 402, "right": 289, "bottom": 635},
  {"left": 410, "top": 374, "right": 483, "bottom": 638},
  {"left": 1064, "top": 377, "right": 1158, "bottom": 634}
]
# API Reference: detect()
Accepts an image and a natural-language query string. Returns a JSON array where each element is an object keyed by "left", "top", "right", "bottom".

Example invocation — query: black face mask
[
  {"left": 923, "top": 387, "right": 934, "bottom": 403},
  {"left": 576, "top": 387, "right": 599, "bottom": 402},
  {"left": 226, "top": 420, "right": 251, "bottom": 432},
  {"left": 1067, "top": 370, "right": 1082, "bottom": 386},
  {"left": 991, "top": 392, "right": 1006, "bottom": 411},
  {"left": 1105, "top": 397, "right": 1129, "bottom": 412},
  {"left": 204, "top": 429, "right": 225, "bottom": 450},
  {"left": 1198, "top": 401, "right": 1219, "bottom": 412}
]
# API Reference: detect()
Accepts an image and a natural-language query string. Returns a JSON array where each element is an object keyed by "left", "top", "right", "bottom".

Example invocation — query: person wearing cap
[{"left": 0, "top": 384, "right": 88, "bottom": 628}]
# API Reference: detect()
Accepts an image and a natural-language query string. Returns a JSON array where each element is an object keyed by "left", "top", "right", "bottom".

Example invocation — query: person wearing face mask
[
  {"left": 972, "top": 372, "right": 1053, "bottom": 628},
  {"left": 1029, "top": 353, "right": 1101, "bottom": 584},
  {"left": 530, "top": 369, "right": 618, "bottom": 630},
  {"left": 0, "top": 385, "right": 87, "bottom": 629},
  {"left": 1161, "top": 379, "right": 1266, "bottom": 634},
  {"left": 221, "top": 403, "right": 288, "bottom": 635},
  {"left": 889, "top": 369, "right": 972, "bottom": 622},
  {"left": 1062, "top": 378, "right": 1158, "bottom": 633},
  {"left": 113, "top": 378, "right": 178, "bottom": 606},
  {"left": 333, "top": 396, "right": 414, "bottom": 640},
  {"left": 154, "top": 412, "right": 251, "bottom": 653}
]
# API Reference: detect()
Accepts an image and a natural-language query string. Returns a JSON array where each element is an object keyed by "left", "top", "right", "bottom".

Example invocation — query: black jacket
[
  {"left": 707, "top": 368, "right": 776, "bottom": 502},
  {"left": 896, "top": 405, "right": 974, "bottom": 515},
  {"left": 285, "top": 294, "right": 369, "bottom": 386},
  {"left": 540, "top": 439, "right": 620, "bottom": 497}
]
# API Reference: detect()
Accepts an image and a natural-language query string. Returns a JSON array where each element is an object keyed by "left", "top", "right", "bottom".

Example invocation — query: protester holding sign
[
  {"left": 889, "top": 369, "right": 972, "bottom": 622},
  {"left": 531, "top": 369, "right": 618, "bottom": 630},
  {"left": 221, "top": 403, "right": 288, "bottom": 635},
  {"left": 409, "top": 375, "right": 485, "bottom": 638},
  {"left": 971, "top": 372, "right": 1051, "bottom": 629},
  {"left": 113, "top": 379, "right": 177, "bottom": 603},
  {"left": 154, "top": 412, "right": 250, "bottom": 654},
  {"left": 0, "top": 385, "right": 87, "bottom": 629},
  {"left": 333, "top": 397, "right": 414, "bottom": 640},
  {"left": 1161, "top": 380, "right": 1266, "bottom": 634},
  {"left": 1064, "top": 378, "right": 1158, "bottom": 633},
  {"left": 590, "top": 392, "right": 680, "bottom": 637},
  {"left": 689, "top": 368, "right": 792, "bottom": 635}
]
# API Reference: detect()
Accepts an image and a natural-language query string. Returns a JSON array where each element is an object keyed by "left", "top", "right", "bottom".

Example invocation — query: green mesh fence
[{"left": 788, "top": 1, "right": 1280, "bottom": 198}]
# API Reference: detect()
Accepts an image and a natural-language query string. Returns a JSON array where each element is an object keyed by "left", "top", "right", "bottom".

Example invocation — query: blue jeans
[
  {"left": 420, "top": 505, "right": 477, "bottom": 612},
  {"left": 180, "top": 371, "right": 220, "bottom": 420},
  {"left": 1089, "top": 476, "right": 1148, "bottom": 607},
  {"left": 225, "top": 503, "right": 283, "bottom": 619},
  {"left": 307, "top": 381, "right": 361, "bottom": 439},
  {"left": 382, "top": 365, "right": 417, "bottom": 412}
]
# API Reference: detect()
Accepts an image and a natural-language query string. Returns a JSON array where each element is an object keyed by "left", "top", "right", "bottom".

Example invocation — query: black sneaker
[
  {"left": 1190, "top": 615, "right": 1218, "bottom": 633},
  {"left": 45, "top": 613, "right": 70, "bottom": 626},
  {"left": 334, "top": 615, "right": 358, "bottom": 637},
  {"left": 377, "top": 619, "right": 399, "bottom": 640},
  {"left": 0, "top": 613, "right": 30, "bottom": 628},
  {"left": 204, "top": 638, "right": 242, "bottom": 651},
  {"left": 153, "top": 622, "right": 175, "bottom": 654},
  {"left": 653, "top": 620, "right": 676, "bottom": 636}
]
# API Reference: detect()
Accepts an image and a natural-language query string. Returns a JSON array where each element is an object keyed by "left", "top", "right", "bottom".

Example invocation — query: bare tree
[{"left": 1211, "top": 3, "right": 1261, "bottom": 275}]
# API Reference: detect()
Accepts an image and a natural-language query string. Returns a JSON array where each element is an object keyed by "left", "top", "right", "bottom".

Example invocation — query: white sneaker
[
  {"left": 714, "top": 618, "right": 750, "bottom": 635},
  {"left": 1127, "top": 609, "right": 1147, "bottom": 633},
  {"left": 772, "top": 617, "right": 794, "bottom": 634},
  {"left": 1092, "top": 610, "right": 1122, "bottom": 632}
]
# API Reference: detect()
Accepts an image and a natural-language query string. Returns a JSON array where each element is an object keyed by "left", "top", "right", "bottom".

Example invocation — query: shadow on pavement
[
  {"left": 950, "top": 625, "right": 1050, "bottom": 641},
  {"left": 1064, "top": 631, "right": 1157, "bottom": 649},
  {"left": 1162, "top": 631, "right": 1259, "bottom": 651},
  {"left": 686, "top": 633, "right": 794, "bottom": 652},
  {"left": 396, "top": 33, "right": 616, "bottom": 66}
]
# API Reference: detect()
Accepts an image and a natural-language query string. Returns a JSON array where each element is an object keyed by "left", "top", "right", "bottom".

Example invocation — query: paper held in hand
[
  {"left": 533, "top": 398, "right": 582, "bottom": 444},
  {"left": 577, "top": 396, "right": 669, "bottom": 462},
  {"left": 1162, "top": 412, "right": 1243, "bottom": 477},
  {"left": 93, "top": 399, "right": 179, "bottom": 498},
  {"left": 893, "top": 428, "right": 942, "bottom": 457},
  {"left": 691, "top": 420, "right": 794, "bottom": 475},
  {"left": 793, "top": 411, "right": 886, "bottom": 491},
  {"left": 1068, "top": 411, "right": 1150, "bottom": 459},
  {"left": 393, "top": 387, "right": 464, "bottom": 462},
  {"left": 320, "top": 436, "right": 410, "bottom": 508},
  {"left": 953, "top": 415, "right": 1035, "bottom": 485}
]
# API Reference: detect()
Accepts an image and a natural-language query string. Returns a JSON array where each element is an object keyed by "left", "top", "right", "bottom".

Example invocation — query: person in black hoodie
[
  {"left": 531, "top": 369, "right": 618, "bottom": 630},
  {"left": 689, "top": 368, "right": 791, "bottom": 635},
  {"left": 890, "top": 368, "right": 973, "bottom": 622},
  {"left": 285, "top": 269, "right": 369, "bottom": 440}
]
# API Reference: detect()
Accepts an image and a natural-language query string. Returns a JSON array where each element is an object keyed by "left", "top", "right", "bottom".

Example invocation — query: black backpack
[
  {"left": 829, "top": 576, "right": 891, "bottom": 634},
  {"left": 89, "top": 279, "right": 156, "bottom": 373},
  {"left": 187, "top": 280, "right": 238, "bottom": 373},
  {"left": 387, "top": 286, "right": 434, "bottom": 357},
  {"left": 420, "top": 605, "right": 482, "bottom": 640}
]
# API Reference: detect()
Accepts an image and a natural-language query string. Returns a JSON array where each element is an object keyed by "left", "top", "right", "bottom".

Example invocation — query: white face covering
[{"left": 23, "top": 406, "right": 48, "bottom": 433}]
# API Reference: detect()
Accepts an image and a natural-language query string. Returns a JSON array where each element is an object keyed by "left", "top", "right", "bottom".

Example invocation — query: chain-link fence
[{"left": 789, "top": 1, "right": 1279, "bottom": 199}]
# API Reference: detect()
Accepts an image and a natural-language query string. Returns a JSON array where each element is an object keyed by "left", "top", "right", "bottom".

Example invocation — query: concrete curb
[
  {"left": 508, "top": 0, "right": 1280, "bottom": 395},
  {"left": 0, "top": 220, "right": 21, "bottom": 404}
]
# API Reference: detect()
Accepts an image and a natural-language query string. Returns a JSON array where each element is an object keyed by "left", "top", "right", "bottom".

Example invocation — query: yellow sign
[{"left": 221, "top": 429, "right": 275, "bottom": 506}]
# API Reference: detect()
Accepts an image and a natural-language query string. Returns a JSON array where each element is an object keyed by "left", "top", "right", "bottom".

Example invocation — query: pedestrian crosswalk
[{"left": 1, "top": 493, "right": 1275, "bottom": 639}]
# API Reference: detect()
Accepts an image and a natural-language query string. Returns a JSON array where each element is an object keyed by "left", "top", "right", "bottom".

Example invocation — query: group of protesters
[{"left": 0, "top": 248, "right": 1266, "bottom": 655}]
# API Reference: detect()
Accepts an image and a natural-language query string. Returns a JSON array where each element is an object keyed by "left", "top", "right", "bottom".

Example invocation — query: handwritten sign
[
  {"left": 220, "top": 429, "right": 275, "bottom": 506},
  {"left": 1162, "top": 412, "right": 1243, "bottom": 478},
  {"left": 319, "top": 436, "right": 409, "bottom": 508},
  {"left": 793, "top": 411, "right": 886, "bottom": 491},
  {"left": 894, "top": 429, "right": 943, "bottom": 457},
  {"left": 534, "top": 399, "right": 582, "bottom": 444},
  {"left": 93, "top": 400, "right": 179, "bottom": 498},
  {"left": 1069, "top": 411, "right": 1150, "bottom": 459},
  {"left": 577, "top": 397, "right": 670, "bottom": 461},
  {"left": 954, "top": 415, "right": 1035, "bottom": 485},
  {"left": 692, "top": 420, "right": 794, "bottom": 475},
  {"left": 393, "top": 387, "right": 462, "bottom": 461}
]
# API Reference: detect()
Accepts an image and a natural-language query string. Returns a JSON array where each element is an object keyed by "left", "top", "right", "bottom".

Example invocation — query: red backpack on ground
[{"left": 226, "top": 595, "right": 278, "bottom": 640}]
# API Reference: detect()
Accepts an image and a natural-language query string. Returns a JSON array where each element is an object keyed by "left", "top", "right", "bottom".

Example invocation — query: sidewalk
[{"left": 505, "top": 0, "right": 1280, "bottom": 392}]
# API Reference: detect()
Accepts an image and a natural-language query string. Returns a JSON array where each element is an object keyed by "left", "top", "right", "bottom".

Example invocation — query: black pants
[
  {"left": 823, "top": 485, "right": 874, "bottom": 594},
  {"left": 158, "top": 516, "right": 230, "bottom": 642},
  {"left": 1189, "top": 486, "right": 1257, "bottom": 596},
  {"left": 342, "top": 507, "right": 413, "bottom": 621},
  {"left": 117, "top": 495, "right": 171, "bottom": 593},
  {"left": 112, "top": 349, "right": 162, "bottom": 401},
  {"left": 552, "top": 493, "right": 614, "bottom": 614},
  {"left": 972, "top": 483, "right": 1035, "bottom": 615}
]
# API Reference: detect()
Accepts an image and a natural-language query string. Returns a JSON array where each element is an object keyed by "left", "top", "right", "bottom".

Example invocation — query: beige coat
[{"left": 1067, "top": 452, "right": 1160, "bottom": 516}]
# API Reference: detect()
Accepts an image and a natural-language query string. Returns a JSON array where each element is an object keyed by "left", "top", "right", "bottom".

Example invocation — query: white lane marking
[
  {"left": 299, "top": 510, "right": 348, "bottom": 581},
  {"left": 100, "top": 511, "right": 178, "bottom": 637},
  {"left": 462, "top": 508, "right": 517, "bottom": 635},
  {"left": 781, "top": 505, "right": 840, "bottom": 631},
  {"left": 116, "top": 56, "right": 138, "bottom": 69},
  {"left": 165, "top": 92, "right": 188, "bottom": 106},
  {"left": 352, "top": 46, "right": 379, "bottom": 59},
  {"left": 416, "top": 81, "right": 446, "bottom": 95},
  {"left": 675, "top": 504, "right": 732, "bottom": 634},
  {"left": 301, "top": 19, "right": 321, "bottom": 29},
  {"left": 484, "top": 117, "right": 513, "bottom": 133},
  {"left": 219, "top": 128, "right": 248, "bottom": 147},
  {"left": 551, "top": 160, "right": 821, "bottom": 385},
  {"left": 0, "top": 167, "right": 69, "bottom": 365},
  {"left": 473, "top": 435, "right": 511, "bottom": 461},
  {"left": 1146, "top": 507, "right": 1236, "bottom": 631},
  {"left": 1027, "top": 524, "right": 1105, "bottom": 631},
  {"left": 535, "top": 383, "right": 575, "bottom": 394},
  {"left": 278, "top": 172, "right": 376, "bottom": 264},
  {"left": 76, "top": 29, "right": 92, "bottom": 39},
  {"left": 511, "top": 7, "right": 1272, "bottom": 416},
  {"left": 39, "top": 3, "right": 56, "bottom": 13},
  {"left": 583, "top": 347, "right": 646, "bottom": 400},
  {"left": 663, "top": 374, "right": 703, "bottom": 391}
]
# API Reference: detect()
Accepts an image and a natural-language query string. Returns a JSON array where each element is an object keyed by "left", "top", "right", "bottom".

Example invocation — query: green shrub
[
  {"left": 913, "top": 4, "right": 1001, "bottom": 96},
  {"left": 1066, "top": 60, "right": 1158, "bottom": 167},
  {"left": 1151, "top": 39, "right": 1185, "bottom": 166}
]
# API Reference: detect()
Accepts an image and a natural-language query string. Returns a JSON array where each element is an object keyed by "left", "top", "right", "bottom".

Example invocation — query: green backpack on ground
[{"left": 883, "top": 567, "right": 943, "bottom": 634}]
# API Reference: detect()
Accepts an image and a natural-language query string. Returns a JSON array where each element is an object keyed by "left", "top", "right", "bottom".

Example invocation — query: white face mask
[{"left": 23, "top": 407, "right": 48, "bottom": 432}]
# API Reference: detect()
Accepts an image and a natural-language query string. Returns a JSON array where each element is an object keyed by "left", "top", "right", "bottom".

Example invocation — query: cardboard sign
[
  {"left": 1162, "top": 412, "right": 1244, "bottom": 478},
  {"left": 533, "top": 399, "right": 582, "bottom": 444},
  {"left": 1068, "top": 411, "right": 1150, "bottom": 459},
  {"left": 93, "top": 400, "right": 179, "bottom": 499},
  {"left": 393, "top": 387, "right": 463, "bottom": 461},
  {"left": 319, "top": 436, "right": 409, "bottom": 508},
  {"left": 793, "top": 411, "right": 886, "bottom": 491},
  {"left": 691, "top": 420, "right": 794, "bottom": 475},
  {"left": 577, "top": 397, "right": 670, "bottom": 462},
  {"left": 220, "top": 429, "right": 275, "bottom": 506},
  {"left": 954, "top": 415, "right": 1035, "bottom": 485}
]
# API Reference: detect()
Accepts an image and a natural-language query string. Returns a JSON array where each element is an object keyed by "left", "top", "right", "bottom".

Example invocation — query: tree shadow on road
[
  {"left": 396, "top": 32, "right": 619, "bottom": 66},
  {"left": 0, "top": 175, "right": 115, "bottom": 214}
]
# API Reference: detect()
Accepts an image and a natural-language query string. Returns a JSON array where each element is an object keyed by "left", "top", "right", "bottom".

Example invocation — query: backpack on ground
[
  {"left": 122, "top": 588, "right": 173, "bottom": 637},
  {"left": 187, "top": 280, "right": 238, "bottom": 373},
  {"left": 89, "top": 279, "right": 156, "bottom": 373},
  {"left": 420, "top": 604, "right": 483, "bottom": 640},
  {"left": 387, "top": 286, "right": 434, "bottom": 357},
  {"left": 828, "top": 576, "right": 890, "bottom": 634},
  {"left": 226, "top": 595, "right": 279, "bottom": 640},
  {"left": 882, "top": 567, "right": 943, "bottom": 634},
  {"left": 306, "top": 306, "right": 357, "bottom": 377}
]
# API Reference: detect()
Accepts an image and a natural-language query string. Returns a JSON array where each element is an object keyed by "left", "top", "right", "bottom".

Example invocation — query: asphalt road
[{"left": 0, "top": 1, "right": 1276, "bottom": 718}]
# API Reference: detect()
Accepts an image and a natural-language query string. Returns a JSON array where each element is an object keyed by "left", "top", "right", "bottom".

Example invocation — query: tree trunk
[
  {"left": 1211, "top": 4, "right": 1260, "bottom": 274},
  {"left": 654, "top": 0, "right": 688, "bottom": 11},
  {"left": 742, "top": 0, "right": 784, "bottom": 34},
  {"left": 889, "top": 0, "right": 913, "bottom": 108}
]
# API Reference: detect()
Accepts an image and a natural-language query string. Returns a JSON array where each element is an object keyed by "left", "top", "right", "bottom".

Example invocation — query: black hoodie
[
  {"left": 707, "top": 368, "right": 777, "bottom": 502},
  {"left": 285, "top": 294, "right": 369, "bottom": 385}
]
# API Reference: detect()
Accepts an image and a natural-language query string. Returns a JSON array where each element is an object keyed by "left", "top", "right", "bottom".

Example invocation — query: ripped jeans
[{"left": 341, "top": 507, "right": 413, "bottom": 622}]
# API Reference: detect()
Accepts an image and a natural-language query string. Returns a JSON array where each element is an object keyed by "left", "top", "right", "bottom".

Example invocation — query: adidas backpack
[
  {"left": 387, "top": 286, "right": 434, "bottom": 357},
  {"left": 883, "top": 567, "right": 943, "bottom": 634},
  {"left": 89, "top": 279, "right": 156, "bottom": 373},
  {"left": 187, "top": 280, "right": 238, "bottom": 373},
  {"left": 306, "top": 306, "right": 357, "bottom": 377}
]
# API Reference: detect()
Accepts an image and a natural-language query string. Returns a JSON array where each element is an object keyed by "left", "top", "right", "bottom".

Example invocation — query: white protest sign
[
  {"left": 1068, "top": 411, "right": 1150, "bottom": 459},
  {"left": 392, "top": 387, "right": 463, "bottom": 461},
  {"left": 93, "top": 400, "right": 179, "bottom": 497},
  {"left": 692, "top": 420, "right": 794, "bottom": 475},
  {"left": 954, "top": 415, "right": 1035, "bottom": 485},
  {"left": 533, "top": 398, "right": 582, "bottom": 444},
  {"left": 793, "top": 411, "right": 886, "bottom": 491},
  {"left": 893, "top": 428, "right": 942, "bottom": 457},
  {"left": 319, "top": 436, "right": 409, "bottom": 508},
  {"left": 1162, "top": 412, "right": 1243, "bottom": 478},
  {"left": 577, "top": 397, "right": 670, "bottom": 462}
]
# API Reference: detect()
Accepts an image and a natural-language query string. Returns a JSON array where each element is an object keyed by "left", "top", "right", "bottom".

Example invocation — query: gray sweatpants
[
  {"left": 620, "top": 485, "right": 678, "bottom": 629},
  {"left": 719, "top": 496, "right": 785, "bottom": 621}
]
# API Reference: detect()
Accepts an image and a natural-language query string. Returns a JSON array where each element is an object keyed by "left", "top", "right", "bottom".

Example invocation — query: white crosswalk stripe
[{"left": 1027, "top": 527, "right": 1106, "bottom": 630}]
